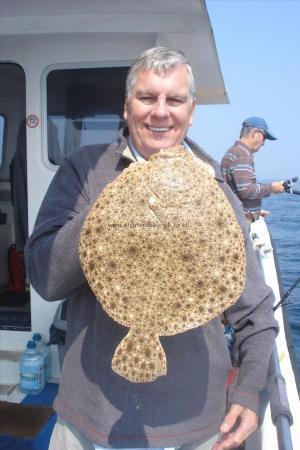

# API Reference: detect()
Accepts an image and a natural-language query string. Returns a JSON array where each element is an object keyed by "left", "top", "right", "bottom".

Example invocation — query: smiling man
[
  {"left": 25, "top": 48, "right": 278, "bottom": 450},
  {"left": 124, "top": 58, "right": 195, "bottom": 160}
]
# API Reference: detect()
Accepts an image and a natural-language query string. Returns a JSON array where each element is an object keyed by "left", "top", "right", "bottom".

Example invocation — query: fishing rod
[
  {"left": 273, "top": 275, "right": 300, "bottom": 311},
  {"left": 272, "top": 177, "right": 300, "bottom": 310},
  {"left": 283, "top": 176, "right": 300, "bottom": 195}
]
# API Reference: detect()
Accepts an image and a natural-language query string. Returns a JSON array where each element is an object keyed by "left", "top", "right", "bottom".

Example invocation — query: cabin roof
[{"left": 0, "top": 0, "right": 229, "bottom": 105}]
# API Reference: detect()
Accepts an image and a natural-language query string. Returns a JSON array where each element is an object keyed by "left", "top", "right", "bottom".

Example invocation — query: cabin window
[
  {"left": 0, "top": 116, "right": 5, "bottom": 169},
  {"left": 46, "top": 66, "right": 129, "bottom": 165}
]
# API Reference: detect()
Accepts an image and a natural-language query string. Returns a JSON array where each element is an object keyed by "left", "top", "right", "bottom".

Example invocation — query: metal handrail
[{"left": 267, "top": 348, "right": 294, "bottom": 450}]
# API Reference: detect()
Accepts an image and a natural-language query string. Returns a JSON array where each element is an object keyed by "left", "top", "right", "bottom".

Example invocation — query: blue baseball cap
[{"left": 242, "top": 117, "right": 277, "bottom": 140}]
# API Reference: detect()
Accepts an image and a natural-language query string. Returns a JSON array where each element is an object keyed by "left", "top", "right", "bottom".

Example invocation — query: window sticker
[{"left": 26, "top": 114, "right": 39, "bottom": 128}]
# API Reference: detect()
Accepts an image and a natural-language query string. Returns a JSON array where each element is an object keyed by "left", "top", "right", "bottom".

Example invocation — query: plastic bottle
[
  {"left": 19, "top": 340, "right": 45, "bottom": 395},
  {"left": 32, "top": 332, "right": 51, "bottom": 383}
]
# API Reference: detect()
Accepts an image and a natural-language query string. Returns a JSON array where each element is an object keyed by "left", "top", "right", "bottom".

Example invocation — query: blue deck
[{"left": 0, "top": 383, "right": 58, "bottom": 450}]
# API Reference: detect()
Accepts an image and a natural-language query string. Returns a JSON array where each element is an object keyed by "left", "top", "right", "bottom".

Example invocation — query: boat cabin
[
  {"left": 0, "top": 0, "right": 227, "bottom": 381},
  {"left": 1, "top": 2, "right": 299, "bottom": 449}
]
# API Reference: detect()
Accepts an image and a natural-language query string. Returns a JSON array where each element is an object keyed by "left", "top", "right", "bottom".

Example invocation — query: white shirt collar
[{"left": 128, "top": 136, "right": 193, "bottom": 161}]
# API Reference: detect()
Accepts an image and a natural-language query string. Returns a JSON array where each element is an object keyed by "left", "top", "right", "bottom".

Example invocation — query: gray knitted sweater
[{"left": 25, "top": 130, "right": 278, "bottom": 448}]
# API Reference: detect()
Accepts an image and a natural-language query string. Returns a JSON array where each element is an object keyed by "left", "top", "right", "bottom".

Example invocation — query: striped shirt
[{"left": 221, "top": 140, "right": 272, "bottom": 219}]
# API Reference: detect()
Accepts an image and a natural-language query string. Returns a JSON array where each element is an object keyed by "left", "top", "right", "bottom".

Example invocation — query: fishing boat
[{"left": 0, "top": 1, "right": 299, "bottom": 448}]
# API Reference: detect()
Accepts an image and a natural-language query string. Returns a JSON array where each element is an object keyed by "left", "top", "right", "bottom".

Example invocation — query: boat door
[
  {"left": 0, "top": 61, "right": 130, "bottom": 328},
  {"left": 0, "top": 63, "right": 30, "bottom": 331},
  {"left": 0, "top": 53, "right": 131, "bottom": 378}
]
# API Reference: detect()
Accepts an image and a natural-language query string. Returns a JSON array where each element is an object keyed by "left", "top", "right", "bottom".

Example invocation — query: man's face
[
  {"left": 252, "top": 129, "right": 266, "bottom": 152},
  {"left": 124, "top": 65, "right": 195, "bottom": 160}
]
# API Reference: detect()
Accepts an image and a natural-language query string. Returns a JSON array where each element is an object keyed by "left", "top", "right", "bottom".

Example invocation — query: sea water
[{"left": 264, "top": 193, "right": 300, "bottom": 374}]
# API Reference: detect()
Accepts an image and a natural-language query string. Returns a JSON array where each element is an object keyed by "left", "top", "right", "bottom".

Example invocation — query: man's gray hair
[
  {"left": 126, "top": 47, "right": 196, "bottom": 99},
  {"left": 240, "top": 126, "right": 253, "bottom": 138}
]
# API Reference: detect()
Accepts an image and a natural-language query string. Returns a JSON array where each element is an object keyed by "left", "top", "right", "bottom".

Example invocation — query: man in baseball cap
[
  {"left": 242, "top": 116, "right": 277, "bottom": 141},
  {"left": 221, "top": 116, "right": 285, "bottom": 222}
]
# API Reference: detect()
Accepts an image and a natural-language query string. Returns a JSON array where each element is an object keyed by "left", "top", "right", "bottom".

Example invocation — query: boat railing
[
  {"left": 250, "top": 218, "right": 299, "bottom": 450},
  {"left": 267, "top": 348, "right": 293, "bottom": 450}
]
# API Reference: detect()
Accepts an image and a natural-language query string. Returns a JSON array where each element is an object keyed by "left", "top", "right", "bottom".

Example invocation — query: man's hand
[
  {"left": 212, "top": 404, "right": 258, "bottom": 450},
  {"left": 271, "top": 181, "right": 285, "bottom": 193}
]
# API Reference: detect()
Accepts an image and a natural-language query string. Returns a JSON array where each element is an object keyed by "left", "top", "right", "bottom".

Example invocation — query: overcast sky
[{"left": 189, "top": 0, "right": 300, "bottom": 181}]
